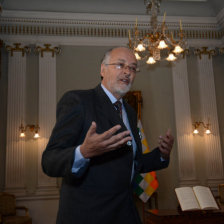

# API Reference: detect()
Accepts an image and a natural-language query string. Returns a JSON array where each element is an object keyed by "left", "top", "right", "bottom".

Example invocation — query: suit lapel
[
  {"left": 93, "top": 84, "right": 142, "bottom": 154},
  {"left": 93, "top": 85, "right": 127, "bottom": 133}
]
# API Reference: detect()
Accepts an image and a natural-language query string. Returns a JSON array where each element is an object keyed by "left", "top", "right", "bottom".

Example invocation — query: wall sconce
[
  {"left": 193, "top": 121, "right": 211, "bottom": 135},
  {"left": 19, "top": 123, "right": 40, "bottom": 138}
]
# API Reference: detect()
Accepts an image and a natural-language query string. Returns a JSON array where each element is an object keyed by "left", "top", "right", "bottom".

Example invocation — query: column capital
[
  {"left": 194, "top": 47, "right": 216, "bottom": 59},
  {"left": 5, "top": 43, "right": 31, "bottom": 57},
  {"left": 35, "top": 44, "right": 61, "bottom": 57}
]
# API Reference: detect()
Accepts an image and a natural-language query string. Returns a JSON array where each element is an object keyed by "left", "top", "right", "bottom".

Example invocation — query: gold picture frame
[{"left": 124, "top": 91, "right": 142, "bottom": 120}]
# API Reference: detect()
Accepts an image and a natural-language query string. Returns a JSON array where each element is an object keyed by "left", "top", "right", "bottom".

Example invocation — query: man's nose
[{"left": 123, "top": 65, "right": 131, "bottom": 74}]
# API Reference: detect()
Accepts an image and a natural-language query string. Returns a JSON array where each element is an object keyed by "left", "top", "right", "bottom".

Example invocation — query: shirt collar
[{"left": 101, "top": 84, "right": 123, "bottom": 105}]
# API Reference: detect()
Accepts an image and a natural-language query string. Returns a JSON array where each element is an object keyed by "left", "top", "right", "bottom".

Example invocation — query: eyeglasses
[{"left": 105, "top": 63, "right": 140, "bottom": 73}]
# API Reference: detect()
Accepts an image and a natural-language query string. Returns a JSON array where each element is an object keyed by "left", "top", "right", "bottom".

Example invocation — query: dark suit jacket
[{"left": 42, "top": 84, "right": 169, "bottom": 224}]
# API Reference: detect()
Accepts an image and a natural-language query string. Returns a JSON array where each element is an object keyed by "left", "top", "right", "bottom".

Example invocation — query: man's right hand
[{"left": 80, "top": 121, "right": 132, "bottom": 158}]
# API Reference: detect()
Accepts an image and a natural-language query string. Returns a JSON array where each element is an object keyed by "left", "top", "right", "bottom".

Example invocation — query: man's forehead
[
  {"left": 116, "top": 58, "right": 137, "bottom": 65},
  {"left": 110, "top": 48, "right": 137, "bottom": 63}
]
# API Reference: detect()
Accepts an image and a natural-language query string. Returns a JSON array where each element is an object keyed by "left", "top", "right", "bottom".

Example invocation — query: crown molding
[
  {"left": 0, "top": 10, "right": 223, "bottom": 48},
  {"left": 1, "top": 35, "right": 128, "bottom": 46},
  {"left": 1, "top": 10, "right": 219, "bottom": 29},
  {"left": 1, "top": 34, "right": 222, "bottom": 48}
]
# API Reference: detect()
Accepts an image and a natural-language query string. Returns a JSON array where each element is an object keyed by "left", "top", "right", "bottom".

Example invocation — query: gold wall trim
[
  {"left": 194, "top": 47, "right": 216, "bottom": 59},
  {"left": 5, "top": 43, "right": 30, "bottom": 57},
  {"left": 35, "top": 44, "right": 61, "bottom": 57}
]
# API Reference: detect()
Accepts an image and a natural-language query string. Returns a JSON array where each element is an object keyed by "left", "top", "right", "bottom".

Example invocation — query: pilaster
[
  {"left": 196, "top": 49, "right": 224, "bottom": 192},
  {"left": 172, "top": 57, "right": 198, "bottom": 186},
  {"left": 5, "top": 43, "right": 29, "bottom": 196},
  {"left": 36, "top": 44, "right": 60, "bottom": 195}
]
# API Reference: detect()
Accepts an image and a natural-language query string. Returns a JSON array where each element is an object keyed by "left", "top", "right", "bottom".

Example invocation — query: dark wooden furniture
[
  {"left": 0, "top": 192, "right": 32, "bottom": 224},
  {"left": 145, "top": 209, "right": 224, "bottom": 224}
]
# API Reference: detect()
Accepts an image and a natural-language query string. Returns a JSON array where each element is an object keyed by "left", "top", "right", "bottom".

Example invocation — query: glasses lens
[{"left": 108, "top": 63, "right": 139, "bottom": 73}]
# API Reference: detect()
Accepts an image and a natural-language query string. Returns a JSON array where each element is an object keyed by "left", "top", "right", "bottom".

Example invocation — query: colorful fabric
[{"left": 133, "top": 120, "right": 159, "bottom": 203}]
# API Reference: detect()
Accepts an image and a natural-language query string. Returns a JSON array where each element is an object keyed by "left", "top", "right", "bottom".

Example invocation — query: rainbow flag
[{"left": 133, "top": 120, "right": 159, "bottom": 203}]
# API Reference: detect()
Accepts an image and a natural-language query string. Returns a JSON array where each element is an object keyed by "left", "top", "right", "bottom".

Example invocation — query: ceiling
[{"left": 1, "top": 0, "right": 224, "bottom": 17}]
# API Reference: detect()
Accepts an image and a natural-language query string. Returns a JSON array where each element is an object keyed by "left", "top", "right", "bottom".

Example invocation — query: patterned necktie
[{"left": 113, "top": 101, "right": 122, "bottom": 118}]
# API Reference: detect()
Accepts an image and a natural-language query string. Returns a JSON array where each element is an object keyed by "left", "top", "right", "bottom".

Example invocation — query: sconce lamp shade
[
  {"left": 19, "top": 123, "right": 26, "bottom": 137},
  {"left": 193, "top": 121, "right": 211, "bottom": 135},
  {"left": 34, "top": 132, "right": 40, "bottom": 138},
  {"left": 19, "top": 123, "right": 40, "bottom": 139},
  {"left": 193, "top": 129, "right": 199, "bottom": 134},
  {"left": 20, "top": 132, "right": 26, "bottom": 138}
]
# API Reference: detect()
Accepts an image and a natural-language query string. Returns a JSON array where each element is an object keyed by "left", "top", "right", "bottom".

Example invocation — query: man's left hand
[{"left": 158, "top": 129, "right": 174, "bottom": 160}]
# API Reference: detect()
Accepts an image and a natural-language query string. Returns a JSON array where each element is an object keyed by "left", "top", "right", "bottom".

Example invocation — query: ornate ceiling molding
[
  {"left": 1, "top": 10, "right": 220, "bottom": 29},
  {"left": 0, "top": 10, "right": 223, "bottom": 47}
]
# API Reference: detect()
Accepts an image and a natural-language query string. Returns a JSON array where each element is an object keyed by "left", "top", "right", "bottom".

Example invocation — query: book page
[
  {"left": 175, "top": 187, "right": 200, "bottom": 211},
  {"left": 193, "top": 186, "right": 219, "bottom": 210}
]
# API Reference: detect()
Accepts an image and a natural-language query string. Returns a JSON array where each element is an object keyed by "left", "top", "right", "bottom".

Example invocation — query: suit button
[{"left": 127, "top": 141, "right": 132, "bottom": 146}]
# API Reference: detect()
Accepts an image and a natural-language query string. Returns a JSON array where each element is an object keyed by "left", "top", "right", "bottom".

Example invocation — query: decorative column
[
  {"left": 172, "top": 57, "right": 198, "bottom": 186},
  {"left": 5, "top": 43, "right": 30, "bottom": 196},
  {"left": 195, "top": 48, "right": 224, "bottom": 190},
  {"left": 36, "top": 44, "right": 60, "bottom": 196}
]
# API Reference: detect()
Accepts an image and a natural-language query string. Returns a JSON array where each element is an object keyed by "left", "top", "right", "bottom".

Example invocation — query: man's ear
[{"left": 100, "top": 64, "right": 105, "bottom": 78}]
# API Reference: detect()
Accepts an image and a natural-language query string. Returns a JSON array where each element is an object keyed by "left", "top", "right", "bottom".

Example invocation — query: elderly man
[{"left": 42, "top": 47, "right": 174, "bottom": 224}]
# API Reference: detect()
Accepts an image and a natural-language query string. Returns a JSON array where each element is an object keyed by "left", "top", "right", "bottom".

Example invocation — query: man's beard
[{"left": 111, "top": 82, "right": 131, "bottom": 97}]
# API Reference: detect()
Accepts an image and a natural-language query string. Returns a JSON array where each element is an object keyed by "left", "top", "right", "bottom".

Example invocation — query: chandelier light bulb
[
  {"left": 166, "top": 53, "right": 177, "bottom": 61},
  {"left": 135, "top": 52, "right": 141, "bottom": 60},
  {"left": 135, "top": 43, "right": 145, "bottom": 52},
  {"left": 157, "top": 40, "right": 168, "bottom": 49},
  {"left": 173, "top": 45, "right": 184, "bottom": 54},
  {"left": 146, "top": 56, "right": 156, "bottom": 64},
  {"left": 193, "top": 129, "right": 199, "bottom": 134}
]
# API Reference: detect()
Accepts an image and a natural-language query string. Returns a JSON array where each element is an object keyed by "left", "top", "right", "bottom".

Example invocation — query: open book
[{"left": 175, "top": 186, "right": 219, "bottom": 211}]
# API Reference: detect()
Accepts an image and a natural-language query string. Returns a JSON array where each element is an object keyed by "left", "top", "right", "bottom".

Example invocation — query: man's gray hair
[{"left": 101, "top": 46, "right": 134, "bottom": 65}]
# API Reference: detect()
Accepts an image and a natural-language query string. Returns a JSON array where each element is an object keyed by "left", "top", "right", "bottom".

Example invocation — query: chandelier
[{"left": 128, "top": 0, "right": 186, "bottom": 64}]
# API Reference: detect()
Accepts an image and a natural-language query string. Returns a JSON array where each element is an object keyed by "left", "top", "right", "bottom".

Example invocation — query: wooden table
[{"left": 145, "top": 209, "right": 224, "bottom": 224}]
